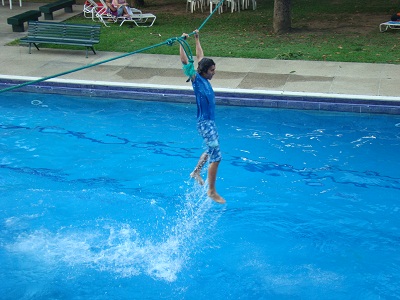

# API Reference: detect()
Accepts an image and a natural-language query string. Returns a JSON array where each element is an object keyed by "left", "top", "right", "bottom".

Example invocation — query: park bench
[
  {"left": 39, "top": 0, "right": 76, "bottom": 20},
  {"left": 20, "top": 21, "right": 101, "bottom": 58},
  {"left": 7, "top": 10, "right": 42, "bottom": 32}
]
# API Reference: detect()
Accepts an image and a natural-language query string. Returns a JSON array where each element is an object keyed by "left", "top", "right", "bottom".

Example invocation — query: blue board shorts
[{"left": 197, "top": 120, "right": 222, "bottom": 163}]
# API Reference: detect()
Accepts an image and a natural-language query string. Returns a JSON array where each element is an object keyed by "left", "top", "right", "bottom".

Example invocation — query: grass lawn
[{"left": 15, "top": 0, "right": 400, "bottom": 63}]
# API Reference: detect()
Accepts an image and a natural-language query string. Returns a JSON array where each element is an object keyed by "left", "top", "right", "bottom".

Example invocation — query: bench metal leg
[
  {"left": 44, "top": 12, "right": 53, "bottom": 20},
  {"left": 85, "top": 47, "right": 96, "bottom": 58},
  {"left": 28, "top": 43, "right": 40, "bottom": 54}
]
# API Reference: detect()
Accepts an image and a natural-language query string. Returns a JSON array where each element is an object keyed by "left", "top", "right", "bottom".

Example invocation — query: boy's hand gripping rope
[{"left": 0, "top": 0, "right": 225, "bottom": 93}]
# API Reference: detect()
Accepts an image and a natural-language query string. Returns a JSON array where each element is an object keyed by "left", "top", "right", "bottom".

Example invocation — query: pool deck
[{"left": 1, "top": 3, "right": 400, "bottom": 113}]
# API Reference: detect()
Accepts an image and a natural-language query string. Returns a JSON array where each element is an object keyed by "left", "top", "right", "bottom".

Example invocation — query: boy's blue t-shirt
[{"left": 192, "top": 73, "right": 215, "bottom": 122}]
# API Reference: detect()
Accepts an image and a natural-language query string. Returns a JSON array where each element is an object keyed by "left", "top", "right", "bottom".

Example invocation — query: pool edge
[{"left": 1, "top": 75, "right": 400, "bottom": 115}]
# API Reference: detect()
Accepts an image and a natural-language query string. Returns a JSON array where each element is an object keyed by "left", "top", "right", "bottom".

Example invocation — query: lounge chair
[
  {"left": 95, "top": 0, "right": 156, "bottom": 27},
  {"left": 118, "top": 8, "right": 156, "bottom": 27},
  {"left": 83, "top": 0, "right": 104, "bottom": 19},
  {"left": 379, "top": 20, "right": 400, "bottom": 32},
  {"left": 89, "top": 0, "right": 117, "bottom": 26}
]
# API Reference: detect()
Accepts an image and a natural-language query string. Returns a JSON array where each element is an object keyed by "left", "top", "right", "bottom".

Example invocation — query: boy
[{"left": 179, "top": 30, "right": 226, "bottom": 204}]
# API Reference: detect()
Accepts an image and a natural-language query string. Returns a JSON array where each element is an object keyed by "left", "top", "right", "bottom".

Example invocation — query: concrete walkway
[{"left": 1, "top": 3, "right": 400, "bottom": 103}]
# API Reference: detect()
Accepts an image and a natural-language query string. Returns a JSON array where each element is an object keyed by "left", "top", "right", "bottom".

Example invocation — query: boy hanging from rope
[{"left": 179, "top": 30, "right": 226, "bottom": 204}]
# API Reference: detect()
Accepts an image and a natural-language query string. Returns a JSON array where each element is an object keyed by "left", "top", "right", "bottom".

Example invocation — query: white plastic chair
[
  {"left": 2, "top": 0, "right": 22, "bottom": 9},
  {"left": 186, "top": 0, "right": 204, "bottom": 13},
  {"left": 209, "top": 0, "right": 222, "bottom": 14},
  {"left": 225, "top": 0, "right": 239, "bottom": 13},
  {"left": 240, "top": 0, "right": 256, "bottom": 10}
]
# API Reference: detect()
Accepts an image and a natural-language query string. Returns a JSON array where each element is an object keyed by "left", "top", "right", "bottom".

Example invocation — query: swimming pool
[{"left": 1, "top": 91, "right": 400, "bottom": 299}]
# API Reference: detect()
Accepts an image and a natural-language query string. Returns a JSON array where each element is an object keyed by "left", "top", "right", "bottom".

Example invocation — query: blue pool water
[{"left": 1, "top": 92, "right": 400, "bottom": 299}]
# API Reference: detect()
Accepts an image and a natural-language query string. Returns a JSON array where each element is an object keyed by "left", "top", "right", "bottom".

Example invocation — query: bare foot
[
  {"left": 207, "top": 190, "right": 226, "bottom": 204},
  {"left": 190, "top": 171, "right": 204, "bottom": 185}
]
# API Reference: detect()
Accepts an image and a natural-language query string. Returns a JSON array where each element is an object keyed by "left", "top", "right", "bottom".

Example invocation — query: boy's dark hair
[{"left": 197, "top": 58, "right": 215, "bottom": 75}]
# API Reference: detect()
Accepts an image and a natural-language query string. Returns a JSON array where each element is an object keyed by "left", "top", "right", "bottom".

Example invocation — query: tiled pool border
[{"left": 1, "top": 76, "right": 400, "bottom": 115}]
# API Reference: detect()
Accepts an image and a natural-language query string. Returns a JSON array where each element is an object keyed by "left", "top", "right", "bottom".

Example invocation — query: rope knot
[{"left": 166, "top": 38, "right": 176, "bottom": 46}]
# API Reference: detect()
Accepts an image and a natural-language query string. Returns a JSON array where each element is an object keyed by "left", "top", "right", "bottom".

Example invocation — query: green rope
[
  {"left": 196, "top": 0, "right": 225, "bottom": 32},
  {"left": 177, "top": 37, "right": 194, "bottom": 63},
  {"left": 0, "top": 0, "right": 225, "bottom": 94}
]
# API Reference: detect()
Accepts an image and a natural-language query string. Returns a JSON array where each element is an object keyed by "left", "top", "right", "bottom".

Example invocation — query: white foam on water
[
  {"left": 5, "top": 184, "right": 221, "bottom": 282},
  {"left": 31, "top": 100, "right": 43, "bottom": 106}
]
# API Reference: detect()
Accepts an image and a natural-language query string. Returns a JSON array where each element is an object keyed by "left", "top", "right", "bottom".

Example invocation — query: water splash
[{"left": 6, "top": 184, "right": 221, "bottom": 282}]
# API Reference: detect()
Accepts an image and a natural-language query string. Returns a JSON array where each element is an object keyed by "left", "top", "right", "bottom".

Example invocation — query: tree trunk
[{"left": 273, "top": 0, "right": 291, "bottom": 34}]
